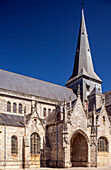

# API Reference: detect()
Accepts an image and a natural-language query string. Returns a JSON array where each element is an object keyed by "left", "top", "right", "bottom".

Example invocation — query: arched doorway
[{"left": 70, "top": 131, "right": 88, "bottom": 167}]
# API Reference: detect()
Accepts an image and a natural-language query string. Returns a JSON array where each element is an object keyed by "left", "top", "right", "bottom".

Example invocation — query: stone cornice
[{"left": 0, "top": 88, "right": 61, "bottom": 105}]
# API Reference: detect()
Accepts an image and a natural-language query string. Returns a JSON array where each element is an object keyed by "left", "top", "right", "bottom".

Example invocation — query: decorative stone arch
[
  {"left": 70, "top": 129, "right": 89, "bottom": 143},
  {"left": 70, "top": 129, "right": 89, "bottom": 167}
]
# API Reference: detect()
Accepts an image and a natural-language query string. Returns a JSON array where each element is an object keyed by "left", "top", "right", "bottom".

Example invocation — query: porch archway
[{"left": 70, "top": 131, "right": 88, "bottom": 167}]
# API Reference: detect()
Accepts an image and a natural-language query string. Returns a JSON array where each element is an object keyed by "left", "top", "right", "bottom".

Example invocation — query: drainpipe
[
  {"left": 56, "top": 105, "right": 58, "bottom": 167},
  {"left": 4, "top": 125, "right": 6, "bottom": 168},
  {"left": 23, "top": 110, "right": 26, "bottom": 169},
  {"left": 56, "top": 123, "right": 58, "bottom": 167}
]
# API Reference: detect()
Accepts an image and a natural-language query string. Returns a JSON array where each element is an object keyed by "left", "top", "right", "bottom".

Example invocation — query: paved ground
[
  {"left": 24, "top": 168, "right": 111, "bottom": 170},
  {"left": 1, "top": 167, "right": 111, "bottom": 170}
]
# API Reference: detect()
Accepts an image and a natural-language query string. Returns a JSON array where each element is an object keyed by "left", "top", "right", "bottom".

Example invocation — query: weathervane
[{"left": 82, "top": 0, "right": 84, "bottom": 8}]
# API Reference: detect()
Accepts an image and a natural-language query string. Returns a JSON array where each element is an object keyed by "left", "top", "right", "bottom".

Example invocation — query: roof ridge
[{"left": 0, "top": 68, "right": 72, "bottom": 91}]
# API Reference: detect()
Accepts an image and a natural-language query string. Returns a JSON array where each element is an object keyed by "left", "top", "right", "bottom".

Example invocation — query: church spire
[
  {"left": 66, "top": 6, "right": 102, "bottom": 104},
  {"left": 66, "top": 7, "right": 102, "bottom": 86}
]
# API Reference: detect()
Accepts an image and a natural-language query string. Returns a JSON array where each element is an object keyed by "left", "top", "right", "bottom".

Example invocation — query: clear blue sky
[{"left": 0, "top": 0, "right": 111, "bottom": 93}]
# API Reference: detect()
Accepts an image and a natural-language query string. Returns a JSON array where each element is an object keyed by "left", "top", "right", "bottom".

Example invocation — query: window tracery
[
  {"left": 98, "top": 137, "right": 108, "bottom": 152},
  {"left": 11, "top": 135, "right": 18, "bottom": 154},
  {"left": 30, "top": 133, "right": 40, "bottom": 155}
]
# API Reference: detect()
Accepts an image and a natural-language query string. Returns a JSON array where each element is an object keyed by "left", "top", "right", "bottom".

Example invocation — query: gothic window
[
  {"left": 18, "top": 103, "right": 22, "bottom": 114},
  {"left": 7, "top": 102, "right": 11, "bottom": 112},
  {"left": 48, "top": 108, "right": 51, "bottom": 115},
  {"left": 30, "top": 133, "right": 40, "bottom": 155},
  {"left": 13, "top": 103, "right": 17, "bottom": 113},
  {"left": 43, "top": 108, "right": 46, "bottom": 117},
  {"left": 11, "top": 135, "right": 18, "bottom": 154},
  {"left": 98, "top": 137, "right": 108, "bottom": 152}
]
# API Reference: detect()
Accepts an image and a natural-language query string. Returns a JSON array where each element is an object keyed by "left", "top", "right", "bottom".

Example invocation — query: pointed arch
[
  {"left": 11, "top": 135, "right": 18, "bottom": 154},
  {"left": 70, "top": 129, "right": 89, "bottom": 167},
  {"left": 30, "top": 132, "right": 40, "bottom": 155},
  {"left": 70, "top": 129, "right": 89, "bottom": 143}
]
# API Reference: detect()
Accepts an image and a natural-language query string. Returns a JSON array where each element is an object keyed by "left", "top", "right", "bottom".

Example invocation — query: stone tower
[{"left": 65, "top": 8, "right": 102, "bottom": 107}]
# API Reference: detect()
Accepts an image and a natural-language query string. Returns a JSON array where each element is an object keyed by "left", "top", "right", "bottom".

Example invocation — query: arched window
[
  {"left": 7, "top": 102, "right": 11, "bottom": 112},
  {"left": 48, "top": 108, "right": 51, "bottom": 115},
  {"left": 98, "top": 137, "right": 108, "bottom": 152},
  {"left": 30, "top": 133, "right": 40, "bottom": 155},
  {"left": 43, "top": 108, "right": 46, "bottom": 117},
  {"left": 11, "top": 135, "right": 18, "bottom": 154},
  {"left": 18, "top": 103, "right": 22, "bottom": 114},
  {"left": 13, "top": 103, "right": 17, "bottom": 113}
]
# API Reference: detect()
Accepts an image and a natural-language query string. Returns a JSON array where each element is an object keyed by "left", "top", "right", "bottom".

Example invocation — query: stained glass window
[
  {"left": 98, "top": 137, "right": 108, "bottom": 152},
  {"left": 11, "top": 136, "right": 18, "bottom": 154},
  {"left": 30, "top": 133, "right": 40, "bottom": 155}
]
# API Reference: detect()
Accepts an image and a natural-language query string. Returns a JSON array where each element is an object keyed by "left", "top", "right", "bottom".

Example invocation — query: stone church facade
[{"left": 0, "top": 7, "right": 111, "bottom": 169}]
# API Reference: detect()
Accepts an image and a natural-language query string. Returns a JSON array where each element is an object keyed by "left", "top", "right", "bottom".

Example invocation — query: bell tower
[{"left": 65, "top": 6, "right": 102, "bottom": 107}]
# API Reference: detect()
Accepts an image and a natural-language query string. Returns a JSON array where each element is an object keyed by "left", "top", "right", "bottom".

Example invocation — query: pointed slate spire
[{"left": 66, "top": 8, "right": 102, "bottom": 86}]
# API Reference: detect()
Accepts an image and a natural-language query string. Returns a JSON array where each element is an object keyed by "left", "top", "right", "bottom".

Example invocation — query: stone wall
[
  {"left": 97, "top": 106, "right": 111, "bottom": 167},
  {"left": 45, "top": 122, "right": 64, "bottom": 167},
  {"left": 0, "top": 125, "right": 24, "bottom": 169}
]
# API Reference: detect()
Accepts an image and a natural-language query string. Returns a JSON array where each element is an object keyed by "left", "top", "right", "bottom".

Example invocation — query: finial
[{"left": 82, "top": 0, "right": 84, "bottom": 9}]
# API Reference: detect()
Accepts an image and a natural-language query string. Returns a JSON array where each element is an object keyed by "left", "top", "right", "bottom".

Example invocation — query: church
[{"left": 0, "top": 4, "right": 111, "bottom": 169}]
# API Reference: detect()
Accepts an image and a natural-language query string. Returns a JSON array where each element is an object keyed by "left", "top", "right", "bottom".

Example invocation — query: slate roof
[
  {"left": 66, "top": 9, "right": 102, "bottom": 86},
  {"left": 0, "top": 113, "right": 24, "bottom": 127},
  {"left": 46, "top": 99, "right": 77, "bottom": 125},
  {"left": 0, "top": 69, "right": 76, "bottom": 102}
]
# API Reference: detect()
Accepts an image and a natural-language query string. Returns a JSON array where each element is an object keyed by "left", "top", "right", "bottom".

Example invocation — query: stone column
[
  {"left": 90, "top": 134, "right": 96, "bottom": 167},
  {"left": 24, "top": 136, "right": 30, "bottom": 168},
  {"left": 64, "top": 146, "right": 71, "bottom": 168}
]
